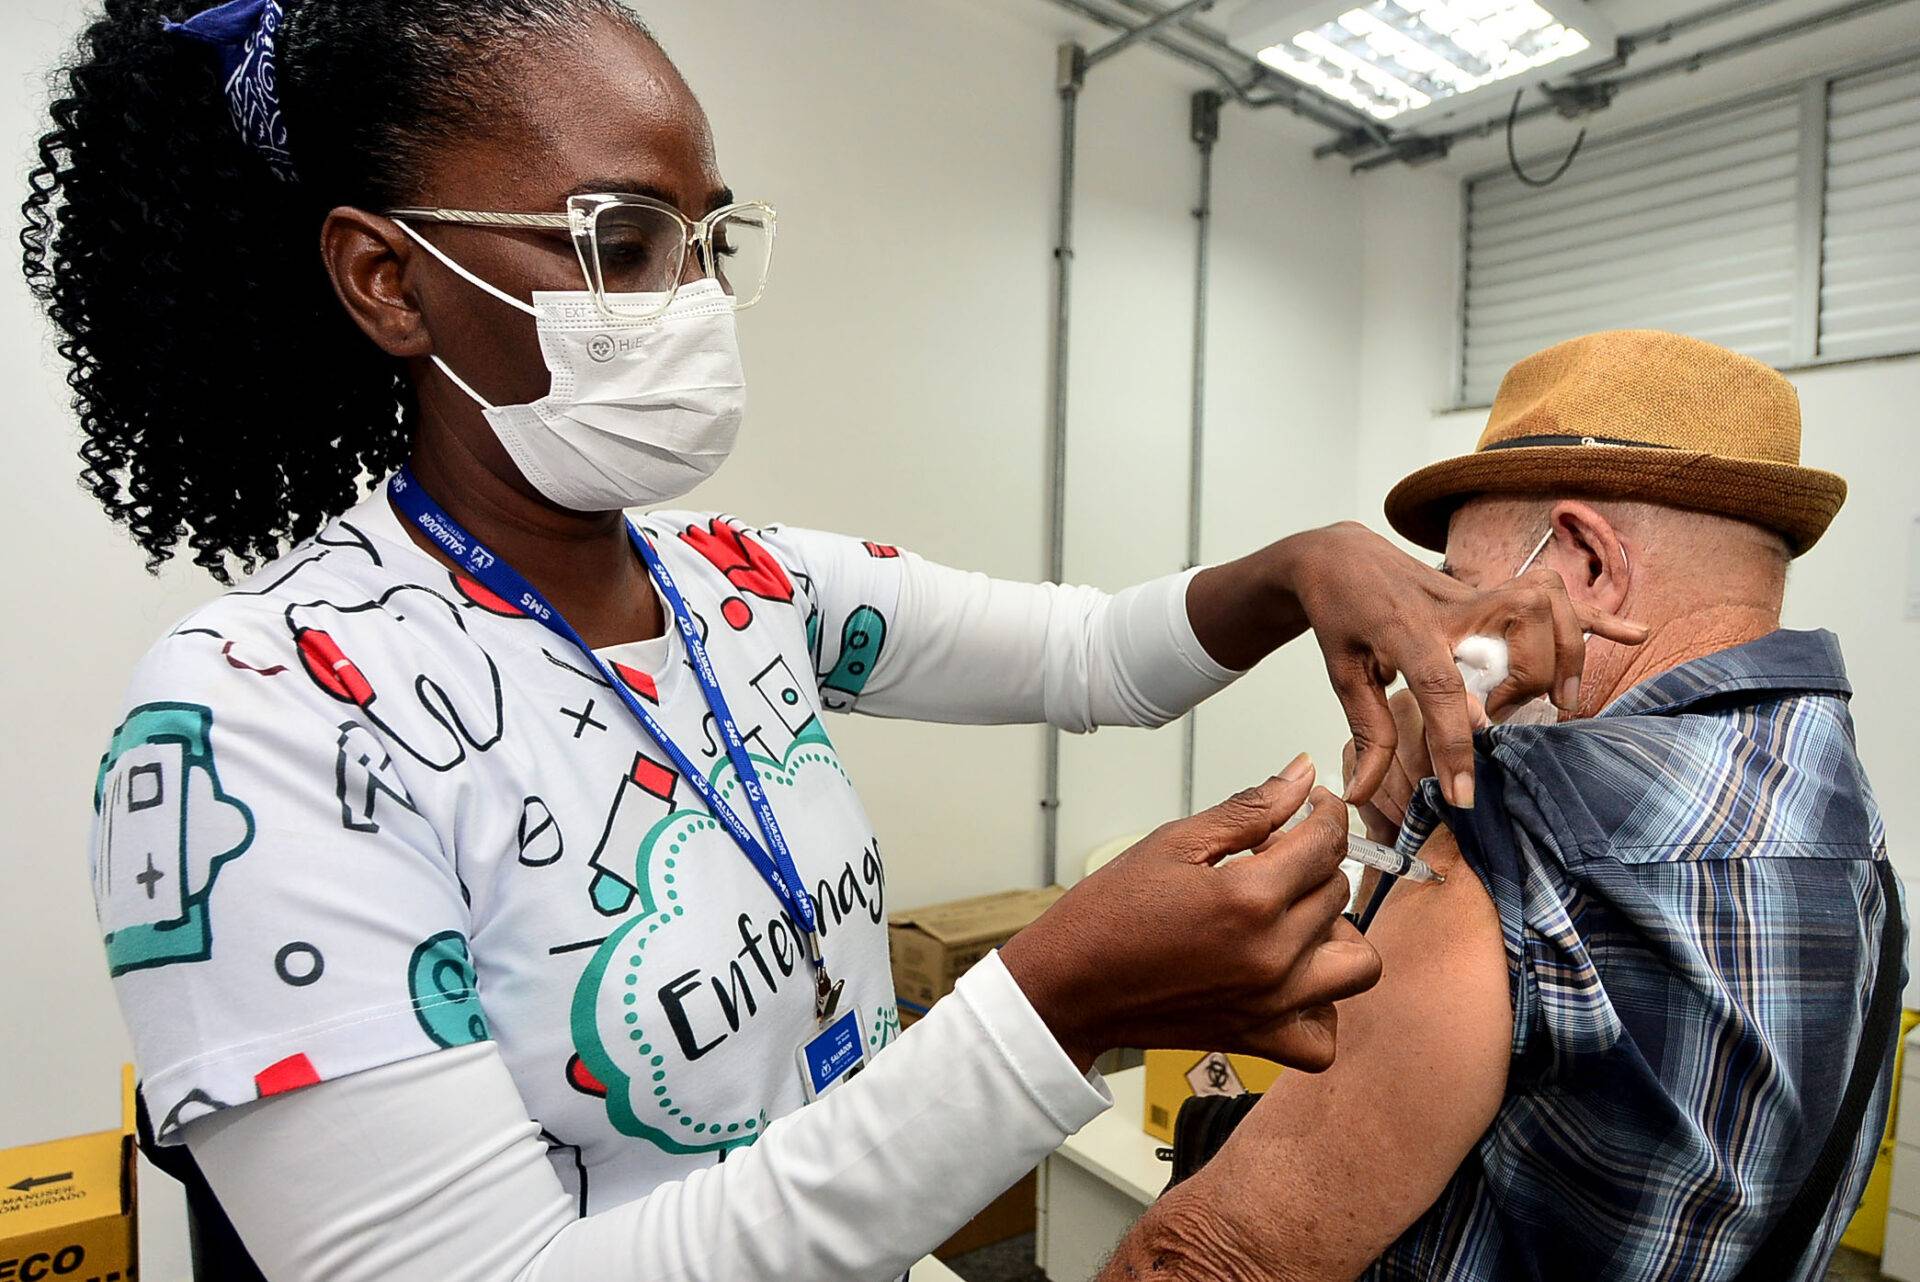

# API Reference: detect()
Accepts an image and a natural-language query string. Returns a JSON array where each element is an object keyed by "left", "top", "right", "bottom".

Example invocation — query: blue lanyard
[{"left": 387, "top": 470, "right": 830, "bottom": 993}]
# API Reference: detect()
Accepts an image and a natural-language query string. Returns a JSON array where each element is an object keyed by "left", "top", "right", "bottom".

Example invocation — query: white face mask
[{"left": 395, "top": 222, "right": 747, "bottom": 512}]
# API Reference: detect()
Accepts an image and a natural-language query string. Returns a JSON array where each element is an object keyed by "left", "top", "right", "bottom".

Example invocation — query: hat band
[{"left": 1480, "top": 433, "right": 1673, "bottom": 453}]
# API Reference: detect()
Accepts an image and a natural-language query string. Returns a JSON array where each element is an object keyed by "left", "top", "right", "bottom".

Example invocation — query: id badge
[{"left": 797, "top": 1009, "right": 867, "bottom": 1102}]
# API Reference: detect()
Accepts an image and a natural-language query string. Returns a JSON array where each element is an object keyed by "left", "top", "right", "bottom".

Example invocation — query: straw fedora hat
[{"left": 1384, "top": 330, "right": 1847, "bottom": 556}]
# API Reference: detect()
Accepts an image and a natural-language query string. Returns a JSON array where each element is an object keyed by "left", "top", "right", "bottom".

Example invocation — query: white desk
[{"left": 1035, "top": 1067, "right": 1164, "bottom": 1281}]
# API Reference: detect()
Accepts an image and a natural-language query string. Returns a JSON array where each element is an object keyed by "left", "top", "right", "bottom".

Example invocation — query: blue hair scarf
[{"left": 162, "top": 0, "right": 296, "bottom": 182}]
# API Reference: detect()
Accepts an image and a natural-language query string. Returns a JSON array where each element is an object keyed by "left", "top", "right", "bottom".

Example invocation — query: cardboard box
[
  {"left": 1142, "top": 1048, "right": 1285, "bottom": 1144},
  {"left": 0, "top": 1066, "right": 137, "bottom": 1282},
  {"left": 889, "top": 885, "right": 1066, "bottom": 1017}
]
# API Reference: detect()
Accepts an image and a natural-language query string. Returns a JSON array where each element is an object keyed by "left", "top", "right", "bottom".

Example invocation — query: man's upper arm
[{"left": 1106, "top": 830, "right": 1512, "bottom": 1282}]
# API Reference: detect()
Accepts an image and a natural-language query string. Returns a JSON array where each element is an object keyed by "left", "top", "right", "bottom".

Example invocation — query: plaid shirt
[{"left": 1369, "top": 630, "right": 1901, "bottom": 1282}]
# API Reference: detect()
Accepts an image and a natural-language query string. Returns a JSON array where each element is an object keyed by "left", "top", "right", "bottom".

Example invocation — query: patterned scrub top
[
  {"left": 1373, "top": 629, "right": 1902, "bottom": 1282},
  {"left": 90, "top": 489, "right": 923, "bottom": 1215}
]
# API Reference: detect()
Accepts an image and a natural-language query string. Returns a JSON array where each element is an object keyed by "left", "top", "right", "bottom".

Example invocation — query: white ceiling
[
  {"left": 1010, "top": 0, "right": 1920, "bottom": 171},
  {"left": 1421, "top": 0, "right": 1920, "bottom": 175}
]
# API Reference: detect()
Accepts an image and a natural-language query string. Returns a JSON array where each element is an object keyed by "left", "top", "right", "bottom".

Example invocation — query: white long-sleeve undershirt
[
  {"left": 187, "top": 953, "right": 1109, "bottom": 1282},
  {"left": 837, "top": 555, "right": 1240, "bottom": 732},
  {"left": 159, "top": 514, "right": 1241, "bottom": 1281}
]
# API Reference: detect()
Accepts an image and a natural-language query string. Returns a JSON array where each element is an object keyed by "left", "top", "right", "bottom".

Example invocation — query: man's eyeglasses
[{"left": 385, "top": 192, "right": 776, "bottom": 322}]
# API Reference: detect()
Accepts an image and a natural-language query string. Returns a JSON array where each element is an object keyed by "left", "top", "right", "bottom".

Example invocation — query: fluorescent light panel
[{"left": 1256, "top": 1, "right": 1593, "bottom": 122}]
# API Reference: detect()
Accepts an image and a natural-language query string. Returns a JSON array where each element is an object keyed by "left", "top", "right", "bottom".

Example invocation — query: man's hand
[
  {"left": 1188, "top": 523, "right": 1646, "bottom": 811},
  {"left": 1000, "top": 759, "right": 1382, "bottom": 1074}
]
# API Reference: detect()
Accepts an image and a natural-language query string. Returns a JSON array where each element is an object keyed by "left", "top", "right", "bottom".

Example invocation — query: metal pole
[
  {"left": 1042, "top": 43, "right": 1085, "bottom": 885},
  {"left": 1180, "top": 90, "right": 1221, "bottom": 819},
  {"left": 1789, "top": 77, "right": 1830, "bottom": 364},
  {"left": 1086, "top": 0, "right": 1215, "bottom": 69},
  {"left": 1598, "top": 0, "right": 1795, "bottom": 66},
  {"left": 1609, "top": 0, "right": 1919, "bottom": 93}
]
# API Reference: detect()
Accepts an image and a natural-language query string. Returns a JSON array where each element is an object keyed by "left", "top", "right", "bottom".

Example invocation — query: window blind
[
  {"left": 1820, "top": 56, "right": 1920, "bottom": 362},
  {"left": 1461, "top": 94, "right": 1805, "bottom": 405}
]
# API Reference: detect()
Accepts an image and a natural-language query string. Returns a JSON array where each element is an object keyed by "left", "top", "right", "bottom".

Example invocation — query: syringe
[
  {"left": 1344, "top": 832, "right": 1443, "bottom": 885},
  {"left": 1283, "top": 803, "right": 1444, "bottom": 884}
]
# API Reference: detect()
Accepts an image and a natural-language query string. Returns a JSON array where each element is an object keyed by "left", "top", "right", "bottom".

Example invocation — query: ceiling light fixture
[{"left": 1225, "top": 0, "right": 1614, "bottom": 125}]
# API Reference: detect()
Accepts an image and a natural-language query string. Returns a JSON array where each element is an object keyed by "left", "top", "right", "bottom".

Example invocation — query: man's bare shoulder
[
  {"left": 1104, "top": 832, "right": 1510, "bottom": 1282},
  {"left": 1325, "top": 826, "right": 1511, "bottom": 1134}
]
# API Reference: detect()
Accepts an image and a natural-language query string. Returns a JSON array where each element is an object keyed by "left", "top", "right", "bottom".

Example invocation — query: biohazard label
[{"left": 1185, "top": 1051, "right": 1246, "bottom": 1097}]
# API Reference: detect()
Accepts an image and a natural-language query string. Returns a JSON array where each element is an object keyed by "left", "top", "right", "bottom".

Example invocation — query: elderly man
[{"left": 1101, "top": 330, "right": 1902, "bottom": 1282}]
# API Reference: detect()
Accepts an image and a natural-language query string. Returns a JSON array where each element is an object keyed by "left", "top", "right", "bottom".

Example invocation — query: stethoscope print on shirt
[{"left": 91, "top": 512, "right": 903, "bottom": 1159}]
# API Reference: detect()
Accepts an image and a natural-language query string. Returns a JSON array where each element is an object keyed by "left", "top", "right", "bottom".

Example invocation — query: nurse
[{"left": 24, "top": 2, "right": 1639, "bottom": 1278}]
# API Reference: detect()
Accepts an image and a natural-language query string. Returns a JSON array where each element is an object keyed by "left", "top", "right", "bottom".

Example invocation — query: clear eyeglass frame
[{"left": 383, "top": 192, "right": 778, "bottom": 322}]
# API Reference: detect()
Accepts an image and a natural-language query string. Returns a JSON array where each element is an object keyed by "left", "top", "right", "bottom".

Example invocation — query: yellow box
[
  {"left": 1142, "top": 1048, "right": 1285, "bottom": 1143},
  {"left": 1841, "top": 1008, "right": 1920, "bottom": 1256},
  {"left": 0, "top": 1066, "right": 137, "bottom": 1282}
]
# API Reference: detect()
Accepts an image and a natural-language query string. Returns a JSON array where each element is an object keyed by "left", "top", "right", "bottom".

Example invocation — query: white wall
[
  {"left": 1053, "top": 46, "right": 1370, "bottom": 869},
  {"left": 648, "top": 1, "right": 1369, "bottom": 896},
  {"left": 1186, "top": 110, "right": 1369, "bottom": 815},
  {"left": 1355, "top": 166, "right": 1920, "bottom": 884},
  {"left": 2, "top": 3, "right": 1367, "bottom": 1276},
  {"left": 6, "top": 8, "right": 216, "bottom": 1276}
]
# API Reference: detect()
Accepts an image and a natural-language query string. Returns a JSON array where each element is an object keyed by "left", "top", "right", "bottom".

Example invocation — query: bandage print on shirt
[{"left": 568, "top": 722, "right": 890, "bottom": 1155}]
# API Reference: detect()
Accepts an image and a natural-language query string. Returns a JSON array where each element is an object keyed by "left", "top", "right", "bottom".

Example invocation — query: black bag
[{"left": 1162, "top": 1089, "right": 1263, "bottom": 1193}]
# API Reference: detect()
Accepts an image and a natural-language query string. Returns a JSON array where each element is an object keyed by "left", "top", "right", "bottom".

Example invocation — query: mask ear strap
[
  {"left": 390, "top": 218, "right": 538, "bottom": 317},
  {"left": 429, "top": 355, "right": 497, "bottom": 411},
  {"left": 1515, "top": 527, "right": 1554, "bottom": 577}
]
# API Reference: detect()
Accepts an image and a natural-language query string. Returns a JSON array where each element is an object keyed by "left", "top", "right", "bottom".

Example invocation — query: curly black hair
[{"left": 22, "top": 0, "right": 647, "bottom": 581}]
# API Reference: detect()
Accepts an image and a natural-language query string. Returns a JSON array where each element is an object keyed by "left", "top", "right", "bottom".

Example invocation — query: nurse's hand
[
  {"left": 1000, "top": 758, "right": 1379, "bottom": 1075},
  {"left": 1340, "top": 689, "right": 1434, "bottom": 846},
  {"left": 1186, "top": 521, "right": 1646, "bottom": 812}
]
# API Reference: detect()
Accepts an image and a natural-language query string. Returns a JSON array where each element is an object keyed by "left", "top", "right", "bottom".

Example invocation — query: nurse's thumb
[{"left": 1178, "top": 754, "right": 1316, "bottom": 867}]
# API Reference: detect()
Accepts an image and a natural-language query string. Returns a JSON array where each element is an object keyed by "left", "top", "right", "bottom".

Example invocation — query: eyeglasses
[{"left": 384, "top": 192, "right": 777, "bottom": 322}]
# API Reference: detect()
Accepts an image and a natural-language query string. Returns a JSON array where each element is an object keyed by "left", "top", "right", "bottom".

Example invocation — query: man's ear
[
  {"left": 320, "top": 207, "right": 432, "bottom": 360},
  {"left": 1544, "top": 500, "right": 1630, "bottom": 615}
]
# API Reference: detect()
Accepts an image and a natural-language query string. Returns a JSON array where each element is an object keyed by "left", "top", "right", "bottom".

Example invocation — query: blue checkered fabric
[{"left": 1369, "top": 629, "right": 1901, "bottom": 1282}]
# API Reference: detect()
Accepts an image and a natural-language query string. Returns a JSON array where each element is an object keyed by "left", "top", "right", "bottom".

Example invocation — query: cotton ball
[{"left": 1453, "top": 634, "right": 1511, "bottom": 701}]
